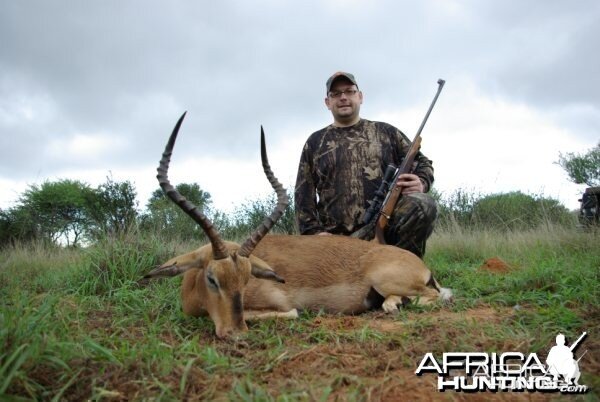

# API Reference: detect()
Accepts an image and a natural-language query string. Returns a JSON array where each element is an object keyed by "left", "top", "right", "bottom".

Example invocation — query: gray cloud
[{"left": 1, "top": 0, "right": 598, "bottom": 203}]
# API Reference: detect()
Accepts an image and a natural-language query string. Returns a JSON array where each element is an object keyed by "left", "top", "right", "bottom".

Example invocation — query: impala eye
[{"left": 206, "top": 274, "right": 219, "bottom": 290}]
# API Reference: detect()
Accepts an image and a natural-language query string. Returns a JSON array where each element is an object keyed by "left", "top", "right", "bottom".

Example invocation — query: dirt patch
[
  {"left": 310, "top": 306, "right": 516, "bottom": 334},
  {"left": 478, "top": 257, "right": 512, "bottom": 273},
  {"left": 84, "top": 309, "right": 114, "bottom": 333},
  {"left": 271, "top": 344, "right": 374, "bottom": 379},
  {"left": 18, "top": 305, "right": 595, "bottom": 401},
  {"left": 268, "top": 338, "right": 561, "bottom": 402},
  {"left": 310, "top": 314, "right": 367, "bottom": 331}
]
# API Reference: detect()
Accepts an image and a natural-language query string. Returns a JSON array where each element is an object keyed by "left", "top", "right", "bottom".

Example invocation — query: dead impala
[{"left": 145, "top": 113, "right": 452, "bottom": 338}]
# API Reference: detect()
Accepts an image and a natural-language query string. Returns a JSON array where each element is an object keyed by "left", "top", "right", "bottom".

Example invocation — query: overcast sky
[{"left": 1, "top": 0, "right": 598, "bottom": 215}]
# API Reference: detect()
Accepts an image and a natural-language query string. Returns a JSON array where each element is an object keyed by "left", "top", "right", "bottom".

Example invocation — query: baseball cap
[{"left": 326, "top": 72, "right": 358, "bottom": 93}]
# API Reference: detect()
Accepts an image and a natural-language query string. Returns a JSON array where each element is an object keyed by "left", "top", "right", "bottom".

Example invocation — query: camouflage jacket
[{"left": 294, "top": 119, "right": 434, "bottom": 235}]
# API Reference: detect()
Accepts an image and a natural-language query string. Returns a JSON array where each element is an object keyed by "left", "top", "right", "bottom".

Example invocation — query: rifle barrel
[
  {"left": 414, "top": 79, "right": 445, "bottom": 140},
  {"left": 570, "top": 331, "right": 587, "bottom": 351}
]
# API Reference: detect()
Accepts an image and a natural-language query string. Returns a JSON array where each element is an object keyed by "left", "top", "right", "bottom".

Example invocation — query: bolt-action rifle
[{"left": 352, "top": 79, "right": 445, "bottom": 243}]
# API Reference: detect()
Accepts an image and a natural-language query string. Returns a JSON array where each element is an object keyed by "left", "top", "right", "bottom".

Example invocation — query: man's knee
[
  {"left": 385, "top": 193, "right": 437, "bottom": 258},
  {"left": 396, "top": 193, "right": 437, "bottom": 224}
]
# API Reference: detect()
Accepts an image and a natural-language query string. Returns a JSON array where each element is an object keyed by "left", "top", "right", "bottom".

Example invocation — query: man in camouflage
[{"left": 294, "top": 72, "right": 437, "bottom": 258}]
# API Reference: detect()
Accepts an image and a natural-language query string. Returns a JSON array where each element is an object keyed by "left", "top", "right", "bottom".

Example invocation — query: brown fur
[{"left": 157, "top": 234, "right": 452, "bottom": 338}]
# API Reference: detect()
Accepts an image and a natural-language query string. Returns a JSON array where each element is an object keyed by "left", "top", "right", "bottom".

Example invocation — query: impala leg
[
  {"left": 381, "top": 292, "right": 441, "bottom": 313},
  {"left": 382, "top": 295, "right": 410, "bottom": 313},
  {"left": 244, "top": 309, "right": 299, "bottom": 321},
  {"left": 365, "top": 256, "right": 450, "bottom": 312}
]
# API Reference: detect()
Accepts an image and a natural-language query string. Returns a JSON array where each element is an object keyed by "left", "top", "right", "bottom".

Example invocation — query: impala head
[{"left": 146, "top": 112, "right": 288, "bottom": 338}]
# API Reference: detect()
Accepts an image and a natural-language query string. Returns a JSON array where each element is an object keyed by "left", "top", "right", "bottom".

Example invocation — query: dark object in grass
[{"left": 578, "top": 187, "right": 600, "bottom": 227}]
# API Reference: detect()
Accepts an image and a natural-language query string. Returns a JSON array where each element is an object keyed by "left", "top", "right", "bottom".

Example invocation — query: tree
[
  {"left": 1, "top": 177, "right": 140, "bottom": 247},
  {"left": 557, "top": 142, "right": 600, "bottom": 187},
  {"left": 222, "top": 190, "right": 297, "bottom": 239},
  {"left": 19, "top": 179, "right": 94, "bottom": 246},
  {"left": 142, "top": 183, "right": 213, "bottom": 241},
  {"left": 86, "top": 175, "right": 139, "bottom": 239},
  {"left": 0, "top": 209, "right": 18, "bottom": 246},
  {"left": 0, "top": 206, "right": 41, "bottom": 246}
]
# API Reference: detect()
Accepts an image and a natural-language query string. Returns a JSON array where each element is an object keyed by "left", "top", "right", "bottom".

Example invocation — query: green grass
[{"left": 1, "top": 226, "right": 598, "bottom": 400}]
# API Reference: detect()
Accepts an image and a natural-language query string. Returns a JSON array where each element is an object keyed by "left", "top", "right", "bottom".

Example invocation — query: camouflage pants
[
  {"left": 355, "top": 193, "right": 437, "bottom": 258},
  {"left": 385, "top": 193, "right": 437, "bottom": 258}
]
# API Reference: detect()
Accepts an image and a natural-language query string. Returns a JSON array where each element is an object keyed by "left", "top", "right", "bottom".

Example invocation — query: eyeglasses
[{"left": 328, "top": 89, "right": 358, "bottom": 99}]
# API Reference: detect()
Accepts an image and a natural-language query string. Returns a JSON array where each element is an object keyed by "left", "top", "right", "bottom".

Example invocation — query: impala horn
[
  {"left": 156, "top": 112, "right": 229, "bottom": 260},
  {"left": 238, "top": 126, "right": 289, "bottom": 257}
]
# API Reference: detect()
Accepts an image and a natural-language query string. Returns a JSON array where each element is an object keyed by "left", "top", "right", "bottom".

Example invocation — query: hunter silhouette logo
[
  {"left": 546, "top": 332, "right": 587, "bottom": 386},
  {"left": 415, "top": 331, "right": 589, "bottom": 393}
]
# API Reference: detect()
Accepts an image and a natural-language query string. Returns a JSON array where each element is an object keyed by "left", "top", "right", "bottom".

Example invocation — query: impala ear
[
  {"left": 144, "top": 246, "right": 211, "bottom": 279},
  {"left": 249, "top": 255, "right": 285, "bottom": 283}
]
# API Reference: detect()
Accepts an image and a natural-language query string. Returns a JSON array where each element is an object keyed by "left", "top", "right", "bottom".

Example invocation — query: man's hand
[
  {"left": 395, "top": 173, "right": 424, "bottom": 194},
  {"left": 317, "top": 232, "right": 332, "bottom": 236}
]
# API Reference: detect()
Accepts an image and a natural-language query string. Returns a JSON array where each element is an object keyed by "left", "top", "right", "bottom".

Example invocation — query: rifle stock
[{"left": 374, "top": 136, "right": 422, "bottom": 243}]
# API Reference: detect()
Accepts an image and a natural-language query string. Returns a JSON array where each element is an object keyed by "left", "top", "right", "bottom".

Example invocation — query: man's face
[{"left": 325, "top": 78, "right": 363, "bottom": 126}]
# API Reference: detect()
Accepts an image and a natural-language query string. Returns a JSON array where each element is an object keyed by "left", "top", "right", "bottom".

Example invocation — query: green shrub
[
  {"left": 219, "top": 190, "right": 298, "bottom": 241},
  {"left": 472, "top": 191, "right": 574, "bottom": 230},
  {"left": 434, "top": 190, "right": 576, "bottom": 231},
  {"left": 431, "top": 188, "right": 480, "bottom": 229}
]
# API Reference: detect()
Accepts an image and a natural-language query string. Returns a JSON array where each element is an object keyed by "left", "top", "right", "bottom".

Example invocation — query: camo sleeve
[{"left": 294, "top": 139, "right": 324, "bottom": 234}]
